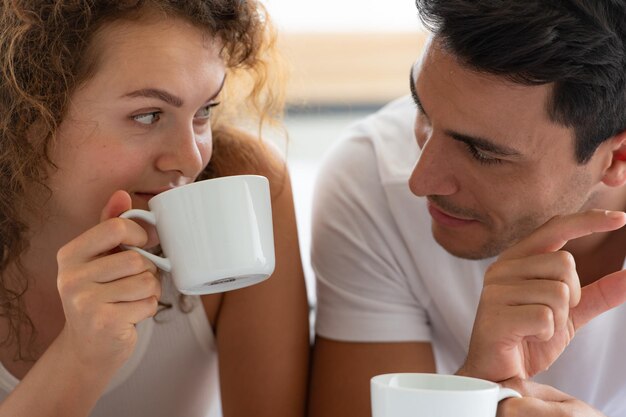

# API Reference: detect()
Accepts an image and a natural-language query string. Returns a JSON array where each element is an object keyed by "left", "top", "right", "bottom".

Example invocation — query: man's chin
[{"left": 431, "top": 228, "right": 503, "bottom": 260}]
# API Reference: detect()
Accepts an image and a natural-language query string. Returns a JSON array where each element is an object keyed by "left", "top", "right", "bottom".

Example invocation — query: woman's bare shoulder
[{"left": 199, "top": 125, "right": 288, "bottom": 200}]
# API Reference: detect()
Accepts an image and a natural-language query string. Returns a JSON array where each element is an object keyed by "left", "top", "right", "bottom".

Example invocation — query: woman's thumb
[{"left": 100, "top": 190, "right": 132, "bottom": 222}]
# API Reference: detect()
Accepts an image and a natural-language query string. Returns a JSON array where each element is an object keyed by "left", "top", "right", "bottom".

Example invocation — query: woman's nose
[{"left": 155, "top": 124, "right": 209, "bottom": 178}]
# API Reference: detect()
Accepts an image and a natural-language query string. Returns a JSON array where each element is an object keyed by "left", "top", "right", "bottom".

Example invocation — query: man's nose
[{"left": 409, "top": 133, "right": 458, "bottom": 197}]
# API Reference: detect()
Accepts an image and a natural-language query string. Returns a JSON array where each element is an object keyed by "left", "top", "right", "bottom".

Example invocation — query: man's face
[{"left": 408, "top": 40, "right": 609, "bottom": 259}]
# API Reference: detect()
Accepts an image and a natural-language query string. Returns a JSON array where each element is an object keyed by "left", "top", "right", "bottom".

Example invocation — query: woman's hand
[
  {"left": 56, "top": 190, "right": 161, "bottom": 372},
  {"left": 460, "top": 210, "right": 626, "bottom": 382}
]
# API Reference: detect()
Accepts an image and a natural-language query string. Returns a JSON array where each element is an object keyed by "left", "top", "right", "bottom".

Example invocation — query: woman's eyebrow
[
  {"left": 121, "top": 74, "right": 227, "bottom": 106},
  {"left": 123, "top": 88, "right": 184, "bottom": 107}
]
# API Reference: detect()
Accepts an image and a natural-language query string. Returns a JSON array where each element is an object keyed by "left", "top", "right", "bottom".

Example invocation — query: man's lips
[{"left": 427, "top": 201, "right": 478, "bottom": 227}]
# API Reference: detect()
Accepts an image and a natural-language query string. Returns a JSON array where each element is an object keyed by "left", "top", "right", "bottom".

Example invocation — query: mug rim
[
  {"left": 371, "top": 372, "right": 500, "bottom": 393},
  {"left": 149, "top": 174, "right": 268, "bottom": 204}
]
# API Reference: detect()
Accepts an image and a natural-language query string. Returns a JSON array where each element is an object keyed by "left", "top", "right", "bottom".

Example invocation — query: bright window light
[{"left": 262, "top": 0, "right": 421, "bottom": 32}]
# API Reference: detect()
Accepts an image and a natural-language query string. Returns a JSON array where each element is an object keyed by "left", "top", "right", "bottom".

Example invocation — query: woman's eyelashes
[
  {"left": 131, "top": 111, "right": 161, "bottom": 125},
  {"left": 130, "top": 102, "right": 221, "bottom": 126},
  {"left": 195, "top": 102, "right": 220, "bottom": 120}
]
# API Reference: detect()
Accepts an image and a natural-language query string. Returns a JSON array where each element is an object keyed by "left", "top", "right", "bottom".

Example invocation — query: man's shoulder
[
  {"left": 320, "top": 95, "right": 419, "bottom": 188},
  {"left": 313, "top": 96, "right": 440, "bottom": 262}
]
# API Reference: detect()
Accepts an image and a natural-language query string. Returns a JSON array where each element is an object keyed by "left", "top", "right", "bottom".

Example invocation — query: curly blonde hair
[{"left": 0, "top": 0, "right": 285, "bottom": 357}]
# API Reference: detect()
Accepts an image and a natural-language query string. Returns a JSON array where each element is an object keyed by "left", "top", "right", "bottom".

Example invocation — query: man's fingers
[
  {"left": 485, "top": 251, "right": 581, "bottom": 308},
  {"left": 497, "top": 378, "right": 577, "bottom": 417},
  {"left": 482, "top": 281, "right": 571, "bottom": 332},
  {"left": 497, "top": 397, "right": 583, "bottom": 417},
  {"left": 486, "top": 304, "right": 557, "bottom": 342},
  {"left": 499, "top": 377, "right": 573, "bottom": 401},
  {"left": 572, "top": 269, "right": 626, "bottom": 330},
  {"left": 500, "top": 210, "right": 626, "bottom": 260}
]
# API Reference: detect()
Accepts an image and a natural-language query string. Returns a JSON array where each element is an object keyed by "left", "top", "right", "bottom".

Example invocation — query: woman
[{"left": 0, "top": 1, "right": 309, "bottom": 416}]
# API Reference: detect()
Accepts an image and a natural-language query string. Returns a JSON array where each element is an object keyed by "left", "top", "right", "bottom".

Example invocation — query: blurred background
[{"left": 260, "top": 0, "right": 427, "bottom": 306}]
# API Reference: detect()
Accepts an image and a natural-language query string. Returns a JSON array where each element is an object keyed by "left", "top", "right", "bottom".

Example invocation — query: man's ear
[{"left": 601, "top": 130, "right": 626, "bottom": 187}]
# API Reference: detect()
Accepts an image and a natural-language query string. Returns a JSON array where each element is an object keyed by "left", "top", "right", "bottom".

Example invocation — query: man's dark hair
[{"left": 415, "top": 0, "right": 626, "bottom": 163}]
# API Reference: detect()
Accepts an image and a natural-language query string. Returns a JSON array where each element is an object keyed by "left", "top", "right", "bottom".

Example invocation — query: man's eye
[
  {"left": 131, "top": 112, "right": 161, "bottom": 125},
  {"left": 195, "top": 102, "right": 220, "bottom": 120},
  {"left": 464, "top": 143, "right": 502, "bottom": 165}
]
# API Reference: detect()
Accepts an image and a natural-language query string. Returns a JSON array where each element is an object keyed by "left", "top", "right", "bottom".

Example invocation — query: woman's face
[{"left": 45, "top": 15, "right": 226, "bottom": 238}]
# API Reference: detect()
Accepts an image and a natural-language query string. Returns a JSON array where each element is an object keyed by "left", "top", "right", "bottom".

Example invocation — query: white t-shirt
[
  {"left": 311, "top": 96, "right": 626, "bottom": 416},
  {"left": 0, "top": 274, "right": 222, "bottom": 417}
]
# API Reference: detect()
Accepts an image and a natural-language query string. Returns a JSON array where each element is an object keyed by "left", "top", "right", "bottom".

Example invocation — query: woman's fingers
[
  {"left": 114, "top": 296, "right": 161, "bottom": 325},
  {"left": 62, "top": 249, "right": 158, "bottom": 284},
  {"left": 100, "top": 271, "right": 162, "bottom": 303},
  {"left": 58, "top": 217, "right": 149, "bottom": 266},
  {"left": 54, "top": 190, "right": 163, "bottom": 372},
  {"left": 100, "top": 190, "right": 133, "bottom": 222}
]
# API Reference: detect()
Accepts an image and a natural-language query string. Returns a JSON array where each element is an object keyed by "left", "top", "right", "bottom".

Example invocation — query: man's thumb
[{"left": 572, "top": 269, "right": 626, "bottom": 330}]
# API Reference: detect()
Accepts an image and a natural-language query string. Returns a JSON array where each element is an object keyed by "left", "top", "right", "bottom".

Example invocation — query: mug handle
[
  {"left": 119, "top": 209, "right": 172, "bottom": 272},
  {"left": 498, "top": 387, "right": 522, "bottom": 402}
]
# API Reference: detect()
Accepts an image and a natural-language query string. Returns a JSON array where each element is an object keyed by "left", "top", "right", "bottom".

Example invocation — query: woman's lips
[
  {"left": 427, "top": 201, "right": 478, "bottom": 227},
  {"left": 134, "top": 192, "right": 158, "bottom": 202},
  {"left": 134, "top": 187, "right": 174, "bottom": 201}
]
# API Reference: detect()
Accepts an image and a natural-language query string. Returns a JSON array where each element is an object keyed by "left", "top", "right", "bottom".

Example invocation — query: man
[{"left": 308, "top": 1, "right": 626, "bottom": 416}]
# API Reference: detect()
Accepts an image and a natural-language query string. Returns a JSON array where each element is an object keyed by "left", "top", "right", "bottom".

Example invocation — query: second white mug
[{"left": 371, "top": 373, "right": 521, "bottom": 417}]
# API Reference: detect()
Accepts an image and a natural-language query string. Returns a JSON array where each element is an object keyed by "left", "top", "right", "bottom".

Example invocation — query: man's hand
[
  {"left": 460, "top": 210, "right": 626, "bottom": 382},
  {"left": 496, "top": 378, "right": 605, "bottom": 416}
]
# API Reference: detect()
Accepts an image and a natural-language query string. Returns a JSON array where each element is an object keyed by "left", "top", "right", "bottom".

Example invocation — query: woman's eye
[
  {"left": 131, "top": 111, "right": 161, "bottom": 125},
  {"left": 195, "top": 102, "right": 220, "bottom": 120}
]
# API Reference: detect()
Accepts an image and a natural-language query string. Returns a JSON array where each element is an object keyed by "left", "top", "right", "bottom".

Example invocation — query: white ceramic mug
[
  {"left": 371, "top": 373, "right": 521, "bottom": 417},
  {"left": 120, "top": 175, "right": 275, "bottom": 295}
]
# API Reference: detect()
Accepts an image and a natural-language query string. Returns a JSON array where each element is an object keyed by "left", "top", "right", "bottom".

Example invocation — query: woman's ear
[{"left": 601, "top": 130, "right": 626, "bottom": 187}]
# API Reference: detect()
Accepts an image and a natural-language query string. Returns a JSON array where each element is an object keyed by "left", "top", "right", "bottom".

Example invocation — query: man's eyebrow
[
  {"left": 409, "top": 67, "right": 428, "bottom": 118},
  {"left": 122, "top": 75, "right": 226, "bottom": 107},
  {"left": 409, "top": 64, "right": 520, "bottom": 158},
  {"left": 447, "top": 131, "right": 521, "bottom": 157}
]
